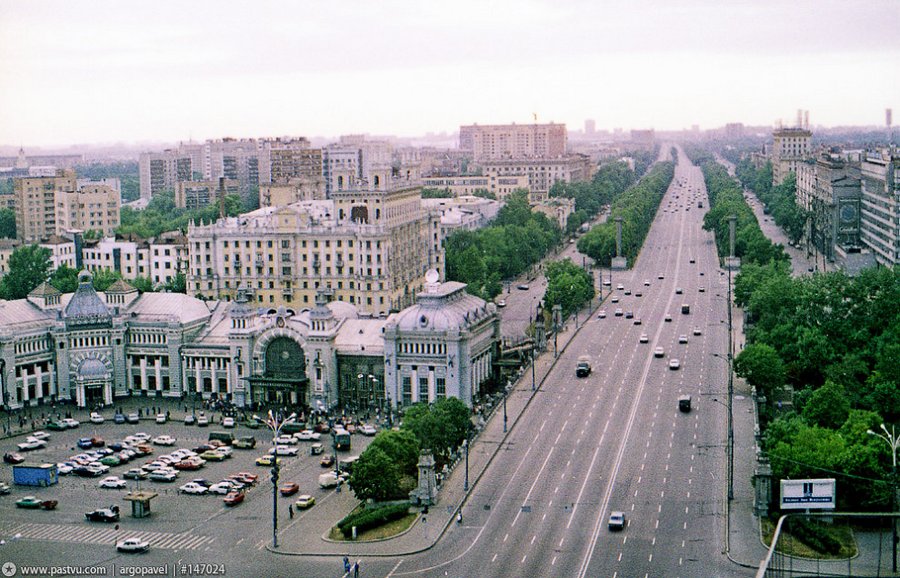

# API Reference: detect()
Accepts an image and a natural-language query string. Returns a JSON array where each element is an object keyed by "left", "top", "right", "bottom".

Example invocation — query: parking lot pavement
[{"left": 0, "top": 414, "right": 375, "bottom": 554}]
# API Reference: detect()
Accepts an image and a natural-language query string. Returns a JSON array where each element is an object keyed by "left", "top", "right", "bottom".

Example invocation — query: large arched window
[{"left": 264, "top": 337, "right": 305, "bottom": 379}]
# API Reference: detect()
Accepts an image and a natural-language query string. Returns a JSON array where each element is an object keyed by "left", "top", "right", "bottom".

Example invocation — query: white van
[{"left": 318, "top": 472, "right": 341, "bottom": 488}]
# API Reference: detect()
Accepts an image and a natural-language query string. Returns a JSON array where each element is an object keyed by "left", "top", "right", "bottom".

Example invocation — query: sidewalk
[{"left": 271, "top": 285, "right": 616, "bottom": 558}]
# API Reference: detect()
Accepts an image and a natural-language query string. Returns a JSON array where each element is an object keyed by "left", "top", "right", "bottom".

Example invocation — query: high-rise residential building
[
  {"left": 138, "top": 149, "right": 196, "bottom": 200},
  {"left": 459, "top": 123, "right": 567, "bottom": 161},
  {"left": 187, "top": 167, "right": 442, "bottom": 315},
  {"left": 175, "top": 179, "right": 240, "bottom": 210},
  {"left": 771, "top": 127, "right": 812, "bottom": 185},
  {"left": 205, "top": 138, "right": 261, "bottom": 203},
  {"left": 859, "top": 150, "right": 900, "bottom": 267},
  {"left": 55, "top": 183, "right": 121, "bottom": 237},
  {"left": 795, "top": 155, "right": 862, "bottom": 263},
  {"left": 13, "top": 170, "right": 77, "bottom": 242}
]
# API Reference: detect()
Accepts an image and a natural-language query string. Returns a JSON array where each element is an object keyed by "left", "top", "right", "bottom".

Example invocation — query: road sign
[{"left": 780, "top": 478, "right": 836, "bottom": 510}]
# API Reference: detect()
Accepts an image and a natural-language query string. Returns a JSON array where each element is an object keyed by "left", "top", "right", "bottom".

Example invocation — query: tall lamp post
[
  {"left": 263, "top": 410, "right": 296, "bottom": 549},
  {"left": 726, "top": 253, "right": 734, "bottom": 502},
  {"left": 503, "top": 380, "right": 509, "bottom": 433},
  {"left": 463, "top": 437, "right": 470, "bottom": 492},
  {"left": 868, "top": 423, "right": 899, "bottom": 573}
]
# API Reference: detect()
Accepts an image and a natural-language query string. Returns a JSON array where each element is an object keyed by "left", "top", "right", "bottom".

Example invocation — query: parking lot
[{"left": 0, "top": 411, "right": 375, "bottom": 552}]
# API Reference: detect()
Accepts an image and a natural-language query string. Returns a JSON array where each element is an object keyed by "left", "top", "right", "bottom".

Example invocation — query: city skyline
[{"left": 1, "top": 0, "right": 898, "bottom": 147}]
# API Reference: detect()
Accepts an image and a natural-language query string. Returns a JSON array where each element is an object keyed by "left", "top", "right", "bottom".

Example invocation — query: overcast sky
[{"left": 1, "top": 0, "right": 898, "bottom": 146}]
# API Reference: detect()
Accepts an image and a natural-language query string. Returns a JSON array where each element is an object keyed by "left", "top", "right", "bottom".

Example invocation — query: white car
[
  {"left": 360, "top": 425, "right": 377, "bottom": 436},
  {"left": 57, "top": 463, "right": 73, "bottom": 475},
  {"left": 89, "top": 412, "right": 105, "bottom": 424},
  {"left": 294, "top": 430, "right": 320, "bottom": 442},
  {"left": 155, "top": 414, "right": 167, "bottom": 424},
  {"left": 179, "top": 482, "right": 208, "bottom": 495},
  {"left": 197, "top": 416, "right": 210, "bottom": 427},
  {"left": 152, "top": 435, "right": 177, "bottom": 446},
  {"left": 61, "top": 418, "right": 80, "bottom": 428},
  {"left": 132, "top": 433, "right": 150, "bottom": 442},
  {"left": 639, "top": 334, "right": 649, "bottom": 344},
  {"left": 269, "top": 445, "right": 299, "bottom": 456},
  {"left": 654, "top": 347, "right": 665, "bottom": 358},
  {"left": 17, "top": 439, "right": 47, "bottom": 451},
  {"left": 273, "top": 435, "right": 297, "bottom": 445},
  {"left": 693, "top": 327, "right": 702, "bottom": 336},
  {"left": 30, "top": 431, "right": 50, "bottom": 440},
  {"left": 616, "top": 284, "right": 624, "bottom": 290},
  {"left": 611, "top": 296, "right": 620, "bottom": 303},
  {"left": 116, "top": 538, "right": 150, "bottom": 553},
  {"left": 99, "top": 476, "right": 127, "bottom": 489},
  {"left": 222, "top": 417, "right": 235, "bottom": 428},
  {"left": 149, "top": 470, "right": 178, "bottom": 482},
  {"left": 669, "top": 359, "right": 681, "bottom": 370},
  {"left": 208, "top": 482, "right": 235, "bottom": 495},
  {"left": 214, "top": 446, "right": 233, "bottom": 458},
  {"left": 678, "top": 335, "right": 688, "bottom": 344},
  {"left": 597, "top": 310, "right": 606, "bottom": 319},
  {"left": 643, "top": 279, "right": 651, "bottom": 286}
]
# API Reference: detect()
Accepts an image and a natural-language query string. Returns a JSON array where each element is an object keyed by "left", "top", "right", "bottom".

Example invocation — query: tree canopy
[
  {"left": 0, "top": 207, "right": 15, "bottom": 239},
  {"left": 0, "top": 245, "right": 51, "bottom": 300},
  {"left": 542, "top": 258, "right": 595, "bottom": 319},
  {"left": 117, "top": 189, "right": 245, "bottom": 239}
]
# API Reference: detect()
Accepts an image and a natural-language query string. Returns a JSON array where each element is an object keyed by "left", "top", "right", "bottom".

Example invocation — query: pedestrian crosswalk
[{"left": 0, "top": 522, "right": 215, "bottom": 550}]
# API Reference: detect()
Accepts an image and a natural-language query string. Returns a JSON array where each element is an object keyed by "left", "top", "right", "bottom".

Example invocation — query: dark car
[
  {"left": 113, "top": 414, "right": 126, "bottom": 424},
  {"left": 4, "top": 452, "right": 25, "bottom": 464},
  {"left": 85, "top": 507, "right": 120, "bottom": 522},
  {"left": 320, "top": 455, "right": 335, "bottom": 468},
  {"left": 77, "top": 438, "right": 94, "bottom": 449}
]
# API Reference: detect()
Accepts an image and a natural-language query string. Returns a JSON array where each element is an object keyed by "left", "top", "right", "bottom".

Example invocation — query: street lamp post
[
  {"left": 263, "top": 410, "right": 296, "bottom": 549},
  {"left": 726, "top": 255, "right": 734, "bottom": 502},
  {"left": 868, "top": 423, "right": 899, "bottom": 573},
  {"left": 531, "top": 345, "right": 536, "bottom": 393},
  {"left": 463, "top": 437, "right": 470, "bottom": 492},
  {"left": 503, "top": 380, "right": 508, "bottom": 433}
]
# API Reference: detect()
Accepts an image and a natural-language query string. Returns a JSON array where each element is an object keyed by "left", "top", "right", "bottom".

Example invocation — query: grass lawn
[
  {"left": 761, "top": 518, "right": 857, "bottom": 559},
  {"left": 329, "top": 513, "right": 418, "bottom": 542}
]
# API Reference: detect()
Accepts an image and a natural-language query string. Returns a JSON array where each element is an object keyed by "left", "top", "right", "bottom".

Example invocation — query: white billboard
[{"left": 780, "top": 478, "right": 836, "bottom": 510}]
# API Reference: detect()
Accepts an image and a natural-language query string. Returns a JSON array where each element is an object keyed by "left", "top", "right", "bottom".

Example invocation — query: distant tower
[
  {"left": 15, "top": 147, "right": 28, "bottom": 170},
  {"left": 887, "top": 108, "right": 894, "bottom": 146},
  {"left": 804, "top": 110, "right": 809, "bottom": 130}
]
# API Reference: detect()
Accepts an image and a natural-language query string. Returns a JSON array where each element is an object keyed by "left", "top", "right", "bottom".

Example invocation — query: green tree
[
  {"left": 49, "top": 264, "right": 81, "bottom": 293},
  {"left": 400, "top": 398, "right": 471, "bottom": 467},
  {"left": 0, "top": 245, "right": 51, "bottom": 299},
  {"left": 164, "top": 272, "right": 187, "bottom": 294},
  {"left": 366, "top": 429, "right": 420, "bottom": 477},
  {"left": 90, "top": 268, "right": 123, "bottom": 291},
  {"left": 0, "top": 207, "right": 15, "bottom": 239},
  {"left": 802, "top": 381, "right": 850, "bottom": 429},
  {"left": 543, "top": 259, "right": 595, "bottom": 318},
  {"left": 130, "top": 276, "right": 155, "bottom": 293},
  {"left": 349, "top": 446, "right": 402, "bottom": 501},
  {"left": 733, "top": 343, "right": 785, "bottom": 400}
]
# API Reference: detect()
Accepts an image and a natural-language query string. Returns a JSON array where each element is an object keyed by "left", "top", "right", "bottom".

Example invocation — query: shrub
[{"left": 337, "top": 504, "right": 410, "bottom": 538}]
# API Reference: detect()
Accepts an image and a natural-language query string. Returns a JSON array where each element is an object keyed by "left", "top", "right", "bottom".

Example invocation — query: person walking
[{"left": 288, "top": 504, "right": 294, "bottom": 519}]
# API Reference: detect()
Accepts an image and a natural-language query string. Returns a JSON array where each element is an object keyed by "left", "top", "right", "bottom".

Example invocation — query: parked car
[
  {"left": 124, "top": 468, "right": 149, "bottom": 480},
  {"left": 197, "top": 416, "right": 210, "bottom": 427},
  {"left": 99, "top": 476, "right": 127, "bottom": 489},
  {"left": 61, "top": 418, "right": 80, "bottom": 428},
  {"left": 516, "top": 284, "right": 529, "bottom": 291},
  {"left": 116, "top": 538, "right": 150, "bottom": 553},
  {"left": 4, "top": 452, "right": 25, "bottom": 464},
  {"left": 155, "top": 414, "right": 167, "bottom": 424},
  {"left": 208, "top": 482, "right": 235, "bottom": 495},
  {"left": 184, "top": 415, "right": 196, "bottom": 425},
  {"left": 18, "top": 439, "right": 48, "bottom": 451},
  {"left": 126, "top": 413, "right": 139, "bottom": 424},
  {"left": 222, "top": 417, "right": 235, "bottom": 428},
  {"left": 46, "top": 420, "right": 67, "bottom": 431},
  {"left": 91, "top": 436, "right": 105, "bottom": 447},
  {"left": 223, "top": 491, "right": 245, "bottom": 506},
  {"left": 77, "top": 438, "right": 94, "bottom": 449},
  {"left": 173, "top": 459, "right": 204, "bottom": 471},
  {"left": 85, "top": 507, "right": 120, "bottom": 522},
  {"left": 200, "top": 450, "right": 226, "bottom": 462},
  {"left": 113, "top": 413, "right": 126, "bottom": 424},
  {"left": 295, "top": 495, "right": 315, "bottom": 509},
  {"left": 0, "top": 482, "right": 11, "bottom": 494},
  {"left": 149, "top": 470, "right": 178, "bottom": 482},
  {"left": 152, "top": 435, "right": 176, "bottom": 446},
  {"left": 359, "top": 425, "right": 377, "bottom": 436},
  {"left": 179, "top": 482, "right": 208, "bottom": 495},
  {"left": 280, "top": 482, "right": 300, "bottom": 496},
  {"left": 89, "top": 412, "right": 105, "bottom": 424}
]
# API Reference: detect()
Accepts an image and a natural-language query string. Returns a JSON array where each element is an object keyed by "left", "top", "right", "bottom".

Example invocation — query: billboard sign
[{"left": 780, "top": 478, "right": 836, "bottom": 510}]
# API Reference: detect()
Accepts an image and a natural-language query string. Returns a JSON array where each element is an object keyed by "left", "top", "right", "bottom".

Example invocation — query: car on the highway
[
  {"left": 575, "top": 356, "right": 592, "bottom": 378},
  {"left": 664, "top": 314, "right": 672, "bottom": 322},
  {"left": 597, "top": 310, "right": 606, "bottom": 319},
  {"left": 644, "top": 280, "right": 651, "bottom": 286},
  {"left": 611, "top": 296, "right": 619, "bottom": 303},
  {"left": 634, "top": 291, "right": 642, "bottom": 297},
  {"left": 616, "top": 284, "right": 624, "bottom": 290},
  {"left": 223, "top": 491, "right": 245, "bottom": 506},
  {"left": 693, "top": 327, "right": 702, "bottom": 336},
  {"left": 698, "top": 286, "right": 705, "bottom": 292},
  {"left": 669, "top": 359, "right": 681, "bottom": 370},
  {"left": 152, "top": 435, "right": 176, "bottom": 446},
  {"left": 320, "top": 455, "right": 335, "bottom": 468},
  {"left": 98, "top": 476, "right": 127, "bottom": 489},
  {"left": 614, "top": 308, "right": 623, "bottom": 317},
  {"left": 624, "top": 311, "right": 634, "bottom": 319},
  {"left": 608, "top": 511, "right": 625, "bottom": 531},
  {"left": 658, "top": 275, "right": 664, "bottom": 280},
  {"left": 116, "top": 538, "right": 150, "bottom": 553},
  {"left": 85, "top": 507, "right": 119, "bottom": 522},
  {"left": 678, "top": 335, "right": 688, "bottom": 344},
  {"left": 89, "top": 412, "right": 105, "bottom": 424},
  {"left": 516, "top": 284, "right": 530, "bottom": 291},
  {"left": 675, "top": 287, "right": 683, "bottom": 294},
  {"left": 179, "top": 482, "right": 208, "bottom": 495},
  {"left": 295, "top": 495, "right": 315, "bottom": 509},
  {"left": 280, "top": 482, "right": 300, "bottom": 496},
  {"left": 639, "top": 334, "right": 649, "bottom": 343},
  {"left": 654, "top": 347, "right": 665, "bottom": 358},
  {"left": 633, "top": 318, "right": 642, "bottom": 325}
]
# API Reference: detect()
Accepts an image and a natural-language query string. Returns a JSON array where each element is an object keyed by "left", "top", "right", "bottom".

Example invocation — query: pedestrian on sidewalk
[{"left": 288, "top": 504, "right": 293, "bottom": 519}]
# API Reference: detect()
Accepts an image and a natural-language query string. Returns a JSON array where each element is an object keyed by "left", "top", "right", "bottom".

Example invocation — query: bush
[
  {"left": 787, "top": 518, "right": 843, "bottom": 555},
  {"left": 337, "top": 503, "right": 410, "bottom": 538}
]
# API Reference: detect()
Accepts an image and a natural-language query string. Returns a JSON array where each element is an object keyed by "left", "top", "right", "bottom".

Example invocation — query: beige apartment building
[
  {"left": 14, "top": 170, "right": 78, "bottom": 242},
  {"left": 187, "top": 168, "right": 443, "bottom": 315},
  {"left": 772, "top": 127, "right": 812, "bottom": 185},
  {"left": 55, "top": 184, "right": 120, "bottom": 237},
  {"left": 459, "top": 123, "right": 567, "bottom": 161},
  {"left": 480, "top": 155, "right": 594, "bottom": 202},
  {"left": 421, "top": 174, "right": 529, "bottom": 200}
]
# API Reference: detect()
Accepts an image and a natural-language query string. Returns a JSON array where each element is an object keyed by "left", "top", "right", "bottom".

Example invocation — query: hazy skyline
[{"left": 1, "top": 0, "right": 898, "bottom": 147}]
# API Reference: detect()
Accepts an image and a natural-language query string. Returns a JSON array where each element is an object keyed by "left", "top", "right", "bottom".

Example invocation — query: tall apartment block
[
  {"left": 138, "top": 150, "right": 196, "bottom": 200},
  {"left": 859, "top": 150, "right": 900, "bottom": 267},
  {"left": 14, "top": 170, "right": 77, "bottom": 242},
  {"left": 795, "top": 155, "right": 862, "bottom": 263},
  {"left": 459, "top": 122, "right": 567, "bottom": 161},
  {"left": 187, "top": 166, "right": 442, "bottom": 314},
  {"left": 55, "top": 183, "right": 121, "bottom": 238},
  {"left": 772, "top": 127, "right": 812, "bottom": 185}
]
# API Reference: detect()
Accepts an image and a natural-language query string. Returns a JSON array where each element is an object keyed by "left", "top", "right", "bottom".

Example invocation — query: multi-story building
[
  {"left": 795, "top": 155, "right": 862, "bottom": 263},
  {"left": 175, "top": 179, "right": 239, "bottom": 210},
  {"left": 13, "top": 170, "right": 77, "bottom": 242},
  {"left": 859, "top": 150, "right": 900, "bottom": 267},
  {"left": 138, "top": 150, "right": 196, "bottom": 200},
  {"left": 0, "top": 273, "right": 499, "bottom": 413},
  {"left": 0, "top": 149, "right": 83, "bottom": 170},
  {"left": 205, "top": 139, "right": 261, "bottom": 203},
  {"left": 55, "top": 184, "right": 120, "bottom": 238},
  {"left": 323, "top": 146, "right": 362, "bottom": 197},
  {"left": 422, "top": 196, "right": 502, "bottom": 235},
  {"left": 81, "top": 233, "right": 188, "bottom": 286},
  {"left": 0, "top": 237, "right": 78, "bottom": 280},
  {"left": 480, "top": 154, "right": 593, "bottom": 202},
  {"left": 187, "top": 168, "right": 443, "bottom": 315},
  {"left": 260, "top": 137, "right": 323, "bottom": 184},
  {"left": 459, "top": 122, "right": 567, "bottom": 161},
  {"left": 533, "top": 197, "right": 576, "bottom": 230},
  {"left": 772, "top": 127, "right": 812, "bottom": 185},
  {"left": 421, "top": 174, "right": 529, "bottom": 200}
]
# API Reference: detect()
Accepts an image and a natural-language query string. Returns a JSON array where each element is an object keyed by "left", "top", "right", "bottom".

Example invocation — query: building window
[
  {"left": 436, "top": 377, "right": 446, "bottom": 399},
  {"left": 418, "top": 377, "right": 429, "bottom": 402},
  {"left": 402, "top": 376, "right": 412, "bottom": 406}
]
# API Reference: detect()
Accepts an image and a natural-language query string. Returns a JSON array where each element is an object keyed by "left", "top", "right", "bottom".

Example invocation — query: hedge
[{"left": 337, "top": 503, "right": 410, "bottom": 538}]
